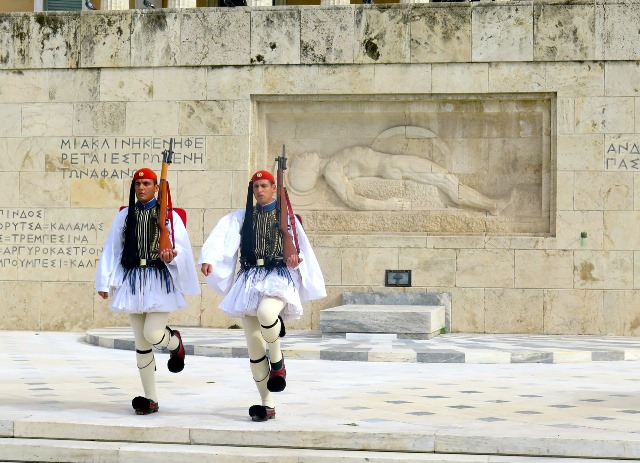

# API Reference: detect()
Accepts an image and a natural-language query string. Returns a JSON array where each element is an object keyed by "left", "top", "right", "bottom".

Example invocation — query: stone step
[
  {"left": 0, "top": 438, "right": 626, "bottom": 463},
  {"left": 320, "top": 304, "right": 445, "bottom": 339}
]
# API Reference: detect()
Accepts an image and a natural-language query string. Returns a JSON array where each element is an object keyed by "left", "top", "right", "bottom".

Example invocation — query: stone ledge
[{"left": 343, "top": 291, "right": 452, "bottom": 333}]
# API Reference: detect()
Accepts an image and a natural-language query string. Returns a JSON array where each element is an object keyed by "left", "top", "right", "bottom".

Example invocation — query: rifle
[
  {"left": 275, "top": 146, "right": 299, "bottom": 261},
  {"left": 158, "top": 138, "right": 174, "bottom": 253}
]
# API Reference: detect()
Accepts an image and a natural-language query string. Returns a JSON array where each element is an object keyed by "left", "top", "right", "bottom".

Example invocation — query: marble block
[
  {"left": 343, "top": 291, "right": 452, "bottom": 333},
  {"left": 320, "top": 304, "right": 445, "bottom": 340}
]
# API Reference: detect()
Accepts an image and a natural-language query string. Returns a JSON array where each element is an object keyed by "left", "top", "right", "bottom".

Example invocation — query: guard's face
[
  {"left": 253, "top": 179, "right": 276, "bottom": 206},
  {"left": 134, "top": 179, "right": 158, "bottom": 203}
]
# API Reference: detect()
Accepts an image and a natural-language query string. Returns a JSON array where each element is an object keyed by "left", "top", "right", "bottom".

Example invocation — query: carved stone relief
[{"left": 252, "top": 94, "right": 555, "bottom": 235}]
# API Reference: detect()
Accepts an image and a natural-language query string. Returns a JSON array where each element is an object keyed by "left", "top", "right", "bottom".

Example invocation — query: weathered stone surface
[
  {"left": 543, "top": 289, "right": 605, "bottom": 335},
  {"left": 596, "top": 2, "right": 640, "bottom": 60},
  {"left": 131, "top": 10, "right": 180, "bottom": 67},
  {"left": 50, "top": 69, "right": 99, "bottom": 102},
  {"left": 556, "top": 97, "right": 575, "bottom": 134},
  {"left": 301, "top": 7, "right": 355, "bottom": 64},
  {"left": 574, "top": 97, "right": 634, "bottom": 133},
  {"left": 206, "top": 136, "right": 249, "bottom": 171},
  {"left": 398, "top": 248, "right": 456, "bottom": 287},
  {"left": 485, "top": 288, "right": 544, "bottom": 334},
  {"left": 574, "top": 250, "right": 634, "bottom": 290},
  {"left": 317, "top": 65, "right": 375, "bottom": 94},
  {"left": 41, "top": 282, "right": 94, "bottom": 331},
  {"left": 0, "top": 14, "right": 32, "bottom": 69},
  {"left": 0, "top": 104, "right": 21, "bottom": 137},
  {"left": 472, "top": 3, "right": 533, "bottom": 62},
  {"left": 29, "top": 12, "right": 79, "bottom": 69},
  {"left": 73, "top": 102, "right": 126, "bottom": 136},
  {"left": 70, "top": 179, "right": 122, "bottom": 209},
  {"left": 99, "top": 68, "right": 153, "bottom": 102},
  {"left": 22, "top": 103, "right": 73, "bottom": 137},
  {"left": 0, "top": 172, "right": 19, "bottom": 207},
  {"left": 125, "top": 101, "right": 178, "bottom": 135},
  {"left": 263, "top": 65, "right": 318, "bottom": 93},
  {"left": 604, "top": 211, "right": 640, "bottom": 250},
  {"left": 556, "top": 134, "right": 603, "bottom": 171},
  {"left": 0, "top": 14, "right": 18, "bottom": 69},
  {"left": 341, "top": 248, "right": 399, "bottom": 286},
  {"left": 545, "top": 62, "right": 604, "bottom": 97},
  {"left": 515, "top": 250, "right": 574, "bottom": 289},
  {"left": 373, "top": 64, "right": 431, "bottom": 93},
  {"left": 605, "top": 62, "right": 640, "bottom": 96},
  {"left": 179, "top": 101, "right": 233, "bottom": 135},
  {"left": 251, "top": 9, "right": 300, "bottom": 65},
  {"left": 200, "top": 287, "right": 237, "bottom": 329},
  {"left": 79, "top": 11, "right": 132, "bottom": 68},
  {"left": 410, "top": 4, "right": 471, "bottom": 63},
  {"left": 534, "top": 3, "right": 595, "bottom": 61},
  {"left": 154, "top": 67, "right": 206, "bottom": 101},
  {"left": 488, "top": 63, "right": 545, "bottom": 92},
  {"left": 432, "top": 63, "right": 488, "bottom": 92},
  {"left": 206, "top": 66, "right": 264, "bottom": 100},
  {"left": 181, "top": 9, "right": 250, "bottom": 66},
  {"left": 555, "top": 211, "right": 604, "bottom": 250},
  {"left": 0, "top": 70, "right": 49, "bottom": 103},
  {"left": 169, "top": 293, "right": 202, "bottom": 327},
  {"left": 574, "top": 171, "right": 633, "bottom": 211},
  {"left": 314, "top": 247, "right": 342, "bottom": 286},
  {"left": 176, "top": 170, "right": 233, "bottom": 209},
  {"left": 446, "top": 287, "right": 484, "bottom": 334},
  {"left": 602, "top": 290, "right": 640, "bottom": 336},
  {"left": 0, "top": 282, "right": 42, "bottom": 330},
  {"left": 354, "top": 7, "right": 410, "bottom": 64},
  {"left": 456, "top": 249, "right": 514, "bottom": 288}
]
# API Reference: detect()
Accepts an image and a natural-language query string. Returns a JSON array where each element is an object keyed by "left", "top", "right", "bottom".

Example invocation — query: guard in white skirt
[
  {"left": 199, "top": 169, "right": 326, "bottom": 421},
  {"left": 95, "top": 167, "right": 200, "bottom": 415}
]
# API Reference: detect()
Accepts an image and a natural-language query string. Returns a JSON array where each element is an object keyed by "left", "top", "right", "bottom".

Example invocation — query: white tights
[
  {"left": 129, "top": 312, "right": 180, "bottom": 402},
  {"left": 243, "top": 297, "right": 285, "bottom": 408}
]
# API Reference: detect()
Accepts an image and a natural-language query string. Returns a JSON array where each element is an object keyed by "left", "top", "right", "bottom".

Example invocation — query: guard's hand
[
  {"left": 201, "top": 263, "right": 212, "bottom": 276},
  {"left": 97, "top": 291, "right": 108, "bottom": 299},
  {"left": 160, "top": 248, "right": 178, "bottom": 263},
  {"left": 286, "top": 254, "right": 303, "bottom": 268}
]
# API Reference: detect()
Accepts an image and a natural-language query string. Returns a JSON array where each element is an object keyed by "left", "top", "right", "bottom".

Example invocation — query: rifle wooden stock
[
  {"left": 158, "top": 140, "right": 173, "bottom": 253},
  {"left": 276, "top": 152, "right": 298, "bottom": 261}
]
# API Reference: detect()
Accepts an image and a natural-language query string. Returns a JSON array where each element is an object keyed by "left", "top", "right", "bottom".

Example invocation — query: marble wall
[{"left": 0, "top": 1, "right": 639, "bottom": 335}]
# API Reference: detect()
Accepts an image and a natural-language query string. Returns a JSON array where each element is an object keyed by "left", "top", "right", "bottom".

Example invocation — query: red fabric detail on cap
[
  {"left": 133, "top": 168, "right": 157, "bottom": 182},
  {"left": 251, "top": 170, "right": 275, "bottom": 183}
]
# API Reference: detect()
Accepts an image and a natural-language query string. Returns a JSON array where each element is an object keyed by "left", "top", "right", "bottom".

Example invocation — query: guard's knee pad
[
  {"left": 259, "top": 318, "right": 282, "bottom": 344},
  {"left": 136, "top": 348, "right": 156, "bottom": 370},
  {"left": 249, "top": 355, "right": 269, "bottom": 383},
  {"left": 147, "top": 327, "right": 170, "bottom": 349}
]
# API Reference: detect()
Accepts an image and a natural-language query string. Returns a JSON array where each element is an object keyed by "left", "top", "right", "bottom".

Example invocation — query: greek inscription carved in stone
[{"left": 0, "top": 208, "right": 103, "bottom": 270}]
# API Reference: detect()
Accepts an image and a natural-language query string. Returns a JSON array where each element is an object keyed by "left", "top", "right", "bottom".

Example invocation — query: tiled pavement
[
  {"left": 87, "top": 327, "right": 640, "bottom": 364},
  {"left": 3, "top": 330, "right": 640, "bottom": 462}
]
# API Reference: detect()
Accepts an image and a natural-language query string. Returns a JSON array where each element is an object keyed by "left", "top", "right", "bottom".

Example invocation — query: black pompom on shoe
[
  {"left": 167, "top": 329, "right": 185, "bottom": 373},
  {"left": 249, "top": 405, "right": 276, "bottom": 422},
  {"left": 132, "top": 396, "right": 159, "bottom": 415},
  {"left": 267, "top": 358, "right": 286, "bottom": 393}
]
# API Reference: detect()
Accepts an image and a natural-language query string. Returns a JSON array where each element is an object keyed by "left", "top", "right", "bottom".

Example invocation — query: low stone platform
[
  {"left": 3, "top": 331, "right": 640, "bottom": 462},
  {"left": 320, "top": 304, "right": 446, "bottom": 339}
]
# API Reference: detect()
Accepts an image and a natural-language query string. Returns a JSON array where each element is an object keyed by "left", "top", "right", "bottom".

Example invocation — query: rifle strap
[{"left": 284, "top": 187, "right": 300, "bottom": 253}]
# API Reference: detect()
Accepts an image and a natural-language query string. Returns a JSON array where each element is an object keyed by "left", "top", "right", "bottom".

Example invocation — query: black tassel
[
  {"left": 121, "top": 182, "right": 139, "bottom": 270},
  {"left": 240, "top": 182, "right": 256, "bottom": 267}
]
